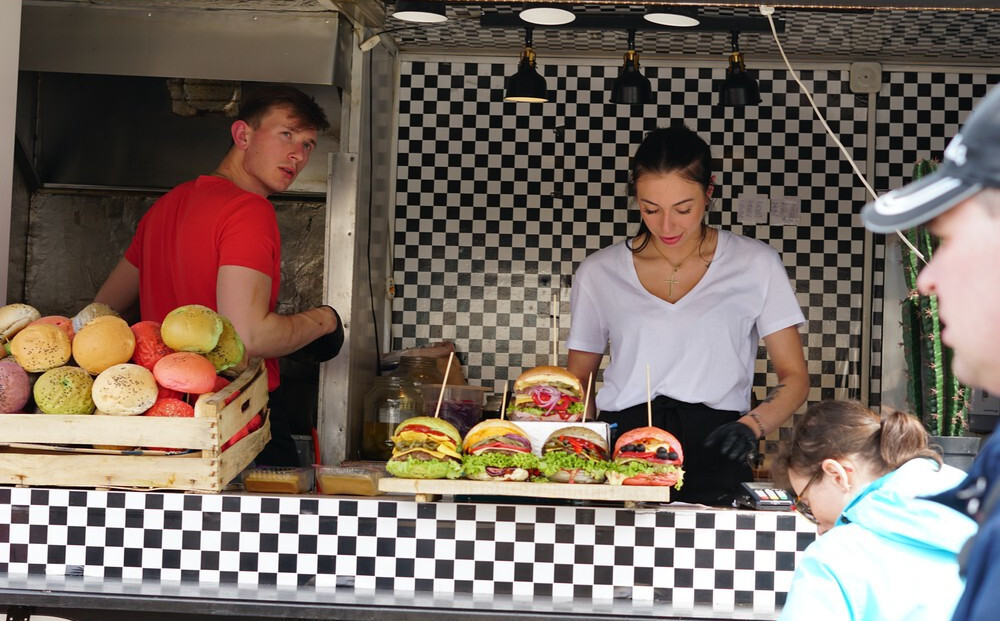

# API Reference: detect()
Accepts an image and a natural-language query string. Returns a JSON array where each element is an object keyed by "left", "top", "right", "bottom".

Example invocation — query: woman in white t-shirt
[{"left": 566, "top": 125, "right": 809, "bottom": 505}]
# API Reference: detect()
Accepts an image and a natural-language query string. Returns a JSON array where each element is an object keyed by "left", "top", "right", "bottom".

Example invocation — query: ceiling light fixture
[
  {"left": 391, "top": 0, "right": 447, "bottom": 24},
  {"left": 504, "top": 27, "right": 549, "bottom": 103},
  {"left": 610, "top": 29, "right": 654, "bottom": 105},
  {"left": 719, "top": 31, "right": 762, "bottom": 106},
  {"left": 643, "top": 6, "right": 700, "bottom": 28},
  {"left": 519, "top": 5, "right": 575, "bottom": 26}
]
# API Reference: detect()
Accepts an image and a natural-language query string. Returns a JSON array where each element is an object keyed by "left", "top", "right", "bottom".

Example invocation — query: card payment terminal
[{"left": 736, "top": 481, "right": 795, "bottom": 511}]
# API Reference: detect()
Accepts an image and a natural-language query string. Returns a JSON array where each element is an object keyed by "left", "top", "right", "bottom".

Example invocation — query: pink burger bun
[{"left": 153, "top": 352, "right": 217, "bottom": 395}]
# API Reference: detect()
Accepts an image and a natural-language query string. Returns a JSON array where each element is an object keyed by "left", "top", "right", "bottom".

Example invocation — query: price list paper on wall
[{"left": 736, "top": 193, "right": 770, "bottom": 225}]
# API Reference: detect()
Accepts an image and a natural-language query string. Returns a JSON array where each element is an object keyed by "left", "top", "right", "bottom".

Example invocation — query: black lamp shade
[
  {"left": 392, "top": 1, "right": 447, "bottom": 23},
  {"left": 505, "top": 58, "right": 548, "bottom": 102},
  {"left": 610, "top": 61, "right": 654, "bottom": 104},
  {"left": 719, "top": 52, "right": 762, "bottom": 106}
]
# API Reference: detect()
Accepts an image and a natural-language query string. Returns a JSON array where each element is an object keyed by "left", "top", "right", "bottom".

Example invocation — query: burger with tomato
[
  {"left": 539, "top": 426, "right": 610, "bottom": 484},
  {"left": 606, "top": 426, "right": 684, "bottom": 489},
  {"left": 385, "top": 416, "right": 463, "bottom": 479},
  {"left": 461, "top": 419, "right": 539, "bottom": 481},
  {"left": 506, "top": 366, "right": 585, "bottom": 422}
]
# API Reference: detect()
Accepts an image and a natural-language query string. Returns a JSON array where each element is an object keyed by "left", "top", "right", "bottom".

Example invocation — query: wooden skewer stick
[
  {"left": 583, "top": 372, "right": 593, "bottom": 423},
  {"left": 646, "top": 364, "right": 652, "bottom": 428},
  {"left": 499, "top": 380, "right": 509, "bottom": 421},
  {"left": 433, "top": 352, "right": 455, "bottom": 419}
]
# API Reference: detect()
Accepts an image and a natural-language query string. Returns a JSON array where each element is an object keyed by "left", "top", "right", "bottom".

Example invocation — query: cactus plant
[{"left": 899, "top": 158, "right": 969, "bottom": 436}]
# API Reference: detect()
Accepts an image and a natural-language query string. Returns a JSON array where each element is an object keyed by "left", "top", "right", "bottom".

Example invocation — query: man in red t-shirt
[{"left": 95, "top": 85, "right": 343, "bottom": 465}]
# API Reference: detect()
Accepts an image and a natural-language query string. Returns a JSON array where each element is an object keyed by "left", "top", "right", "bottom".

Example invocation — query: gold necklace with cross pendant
[{"left": 651, "top": 238, "right": 702, "bottom": 299}]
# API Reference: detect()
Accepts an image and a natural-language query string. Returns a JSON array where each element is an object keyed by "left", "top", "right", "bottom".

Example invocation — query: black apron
[{"left": 600, "top": 396, "right": 752, "bottom": 506}]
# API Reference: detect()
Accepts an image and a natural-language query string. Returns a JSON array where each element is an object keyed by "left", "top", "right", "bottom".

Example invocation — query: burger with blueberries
[{"left": 606, "top": 426, "right": 684, "bottom": 488}]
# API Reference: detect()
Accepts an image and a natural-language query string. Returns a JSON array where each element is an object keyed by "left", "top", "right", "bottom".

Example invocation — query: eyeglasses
[{"left": 793, "top": 472, "right": 820, "bottom": 524}]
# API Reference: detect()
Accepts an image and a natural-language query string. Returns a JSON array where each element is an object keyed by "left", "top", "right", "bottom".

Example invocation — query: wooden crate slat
[{"left": 0, "top": 414, "right": 216, "bottom": 449}]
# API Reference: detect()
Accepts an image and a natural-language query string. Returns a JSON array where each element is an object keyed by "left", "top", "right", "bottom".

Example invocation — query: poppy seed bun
[
  {"left": 0, "top": 360, "right": 31, "bottom": 412},
  {"left": 205, "top": 316, "right": 245, "bottom": 372},
  {"left": 34, "top": 366, "right": 95, "bottom": 414},
  {"left": 153, "top": 352, "right": 218, "bottom": 394},
  {"left": 160, "top": 305, "right": 223, "bottom": 354},
  {"left": 513, "top": 365, "right": 583, "bottom": 395},
  {"left": 28, "top": 316, "right": 75, "bottom": 343},
  {"left": 72, "top": 316, "right": 136, "bottom": 375},
  {"left": 0, "top": 303, "right": 41, "bottom": 341},
  {"left": 92, "top": 363, "right": 159, "bottom": 415},
  {"left": 10, "top": 323, "right": 72, "bottom": 372},
  {"left": 71, "top": 302, "right": 120, "bottom": 334}
]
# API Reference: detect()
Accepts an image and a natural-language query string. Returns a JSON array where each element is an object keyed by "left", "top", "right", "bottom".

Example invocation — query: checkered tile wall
[
  {"left": 0, "top": 487, "right": 815, "bottom": 608},
  {"left": 392, "top": 59, "right": 867, "bottom": 455}
]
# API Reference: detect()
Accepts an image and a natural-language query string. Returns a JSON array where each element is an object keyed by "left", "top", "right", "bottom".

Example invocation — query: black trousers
[
  {"left": 600, "top": 396, "right": 752, "bottom": 506},
  {"left": 253, "top": 385, "right": 301, "bottom": 467}
]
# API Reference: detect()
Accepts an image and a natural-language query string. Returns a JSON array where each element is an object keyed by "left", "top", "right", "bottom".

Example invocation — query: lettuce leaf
[
  {"left": 386, "top": 456, "right": 463, "bottom": 479},
  {"left": 539, "top": 450, "right": 608, "bottom": 480},
  {"left": 462, "top": 452, "right": 539, "bottom": 477}
]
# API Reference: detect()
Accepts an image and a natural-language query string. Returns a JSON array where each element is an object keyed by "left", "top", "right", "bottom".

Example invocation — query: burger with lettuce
[
  {"left": 461, "top": 419, "right": 539, "bottom": 481},
  {"left": 385, "top": 416, "right": 463, "bottom": 479},
  {"left": 606, "top": 426, "right": 684, "bottom": 489},
  {"left": 539, "top": 426, "right": 610, "bottom": 483},
  {"left": 507, "top": 366, "right": 585, "bottom": 422}
]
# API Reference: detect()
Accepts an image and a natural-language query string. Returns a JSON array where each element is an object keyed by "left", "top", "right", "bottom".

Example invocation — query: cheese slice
[
  {"left": 393, "top": 444, "right": 462, "bottom": 460},
  {"left": 514, "top": 394, "right": 535, "bottom": 406}
]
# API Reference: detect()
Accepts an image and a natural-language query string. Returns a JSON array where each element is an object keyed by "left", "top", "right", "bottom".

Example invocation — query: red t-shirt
[{"left": 125, "top": 176, "right": 282, "bottom": 390}]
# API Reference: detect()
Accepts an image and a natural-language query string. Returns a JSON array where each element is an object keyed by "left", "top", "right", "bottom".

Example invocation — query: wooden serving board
[{"left": 378, "top": 477, "right": 670, "bottom": 507}]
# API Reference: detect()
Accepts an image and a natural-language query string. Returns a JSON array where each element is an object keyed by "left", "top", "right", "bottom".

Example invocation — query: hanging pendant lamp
[
  {"left": 610, "top": 29, "right": 654, "bottom": 105},
  {"left": 504, "top": 27, "right": 549, "bottom": 103}
]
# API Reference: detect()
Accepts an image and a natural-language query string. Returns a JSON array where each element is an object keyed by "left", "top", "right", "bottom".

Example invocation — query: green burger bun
[{"left": 385, "top": 416, "right": 463, "bottom": 479}]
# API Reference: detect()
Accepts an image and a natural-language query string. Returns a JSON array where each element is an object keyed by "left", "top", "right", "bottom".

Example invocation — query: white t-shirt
[{"left": 567, "top": 229, "right": 805, "bottom": 413}]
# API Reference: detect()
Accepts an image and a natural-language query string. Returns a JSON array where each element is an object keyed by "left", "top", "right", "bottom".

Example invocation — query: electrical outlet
[{"left": 850, "top": 62, "right": 882, "bottom": 94}]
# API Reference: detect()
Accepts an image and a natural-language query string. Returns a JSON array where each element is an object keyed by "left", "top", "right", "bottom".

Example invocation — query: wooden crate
[{"left": 0, "top": 359, "right": 271, "bottom": 492}]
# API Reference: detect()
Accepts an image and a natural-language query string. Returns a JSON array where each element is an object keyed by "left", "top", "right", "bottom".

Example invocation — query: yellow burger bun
[
  {"left": 72, "top": 316, "right": 136, "bottom": 375},
  {"left": 160, "top": 305, "right": 223, "bottom": 354},
  {"left": 10, "top": 323, "right": 72, "bottom": 372}
]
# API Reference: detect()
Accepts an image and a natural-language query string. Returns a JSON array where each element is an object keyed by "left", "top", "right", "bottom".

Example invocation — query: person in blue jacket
[
  {"left": 861, "top": 83, "right": 1000, "bottom": 621},
  {"left": 773, "top": 400, "right": 976, "bottom": 621}
]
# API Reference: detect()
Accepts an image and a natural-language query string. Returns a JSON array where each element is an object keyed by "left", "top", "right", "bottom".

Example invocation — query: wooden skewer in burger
[{"left": 605, "top": 365, "right": 684, "bottom": 488}]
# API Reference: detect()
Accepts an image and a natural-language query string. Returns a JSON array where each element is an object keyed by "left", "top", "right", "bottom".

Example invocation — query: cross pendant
[{"left": 665, "top": 270, "right": 679, "bottom": 298}]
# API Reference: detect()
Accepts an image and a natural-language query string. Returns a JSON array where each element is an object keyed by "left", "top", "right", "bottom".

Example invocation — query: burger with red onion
[
  {"left": 385, "top": 416, "right": 464, "bottom": 479},
  {"left": 606, "top": 426, "right": 685, "bottom": 489},
  {"left": 506, "top": 366, "right": 584, "bottom": 422},
  {"left": 539, "top": 426, "right": 610, "bottom": 484},
  {"left": 461, "top": 419, "right": 539, "bottom": 481}
]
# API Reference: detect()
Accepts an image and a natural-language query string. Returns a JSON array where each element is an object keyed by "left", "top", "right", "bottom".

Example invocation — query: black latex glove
[
  {"left": 704, "top": 421, "right": 758, "bottom": 463},
  {"left": 300, "top": 306, "right": 344, "bottom": 363}
]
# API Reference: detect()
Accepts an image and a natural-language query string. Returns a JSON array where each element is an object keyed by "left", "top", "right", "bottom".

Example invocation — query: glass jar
[
  {"left": 361, "top": 376, "right": 423, "bottom": 461},
  {"left": 389, "top": 356, "right": 444, "bottom": 387}
]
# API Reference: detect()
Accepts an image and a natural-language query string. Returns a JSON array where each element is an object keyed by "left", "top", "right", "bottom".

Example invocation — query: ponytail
[{"left": 773, "top": 400, "right": 940, "bottom": 488}]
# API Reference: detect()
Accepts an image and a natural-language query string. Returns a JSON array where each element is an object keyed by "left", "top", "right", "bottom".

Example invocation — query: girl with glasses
[{"left": 772, "top": 400, "right": 976, "bottom": 621}]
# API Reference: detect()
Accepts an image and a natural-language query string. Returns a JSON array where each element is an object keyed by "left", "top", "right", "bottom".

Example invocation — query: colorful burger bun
[
  {"left": 72, "top": 316, "right": 135, "bottom": 375},
  {"left": 153, "top": 352, "right": 218, "bottom": 395},
  {"left": 92, "top": 363, "right": 159, "bottom": 415},
  {"left": 606, "top": 426, "right": 685, "bottom": 489},
  {"left": 385, "top": 416, "right": 463, "bottom": 479},
  {"left": 461, "top": 419, "right": 538, "bottom": 481},
  {"left": 160, "top": 305, "right": 223, "bottom": 354},
  {"left": 507, "top": 365, "right": 584, "bottom": 422},
  {"left": 539, "top": 426, "right": 610, "bottom": 484},
  {"left": 0, "top": 303, "right": 41, "bottom": 342}
]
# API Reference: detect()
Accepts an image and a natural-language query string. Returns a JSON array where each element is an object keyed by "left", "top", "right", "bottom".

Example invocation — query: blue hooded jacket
[{"left": 778, "top": 458, "right": 977, "bottom": 621}]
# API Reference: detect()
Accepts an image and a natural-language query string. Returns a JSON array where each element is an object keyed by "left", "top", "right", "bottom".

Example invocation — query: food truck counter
[{"left": 0, "top": 486, "right": 815, "bottom": 620}]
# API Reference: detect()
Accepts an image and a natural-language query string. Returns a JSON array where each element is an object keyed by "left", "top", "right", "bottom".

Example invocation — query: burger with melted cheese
[
  {"left": 385, "top": 416, "right": 463, "bottom": 479},
  {"left": 506, "top": 366, "right": 585, "bottom": 422},
  {"left": 539, "top": 426, "right": 610, "bottom": 483},
  {"left": 606, "top": 426, "right": 684, "bottom": 489},
  {"left": 461, "top": 419, "right": 539, "bottom": 481}
]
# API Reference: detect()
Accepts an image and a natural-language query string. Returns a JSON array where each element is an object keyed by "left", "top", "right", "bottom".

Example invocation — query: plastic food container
[
  {"left": 315, "top": 466, "right": 385, "bottom": 496},
  {"left": 241, "top": 466, "right": 314, "bottom": 494},
  {"left": 418, "top": 384, "right": 490, "bottom": 437}
]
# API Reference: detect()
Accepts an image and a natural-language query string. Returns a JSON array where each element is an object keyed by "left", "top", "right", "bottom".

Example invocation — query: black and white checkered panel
[
  {"left": 394, "top": 59, "right": 867, "bottom": 453},
  {"left": 0, "top": 487, "right": 815, "bottom": 609},
  {"left": 871, "top": 71, "right": 1000, "bottom": 411}
]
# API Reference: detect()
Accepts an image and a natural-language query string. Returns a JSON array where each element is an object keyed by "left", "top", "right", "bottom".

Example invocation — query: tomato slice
[{"left": 402, "top": 424, "right": 449, "bottom": 439}]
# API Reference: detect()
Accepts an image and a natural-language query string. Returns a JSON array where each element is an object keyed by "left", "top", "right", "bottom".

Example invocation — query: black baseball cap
[{"left": 862, "top": 84, "right": 1000, "bottom": 233}]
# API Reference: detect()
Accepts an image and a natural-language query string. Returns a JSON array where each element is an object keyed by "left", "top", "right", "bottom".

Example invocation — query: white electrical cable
[{"left": 758, "top": 5, "right": 924, "bottom": 261}]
